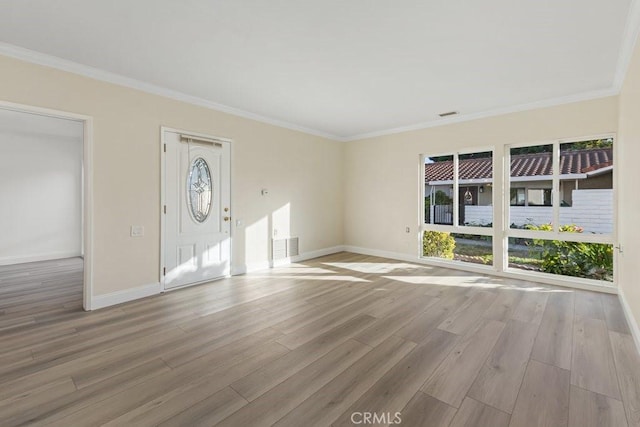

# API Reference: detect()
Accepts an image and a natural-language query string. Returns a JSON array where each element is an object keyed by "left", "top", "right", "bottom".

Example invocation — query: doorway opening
[{"left": 0, "top": 102, "right": 93, "bottom": 311}]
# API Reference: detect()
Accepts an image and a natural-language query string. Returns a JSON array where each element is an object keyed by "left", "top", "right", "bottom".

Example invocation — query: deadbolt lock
[{"left": 224, "top": 207, "right": 229, "bottom": 212}]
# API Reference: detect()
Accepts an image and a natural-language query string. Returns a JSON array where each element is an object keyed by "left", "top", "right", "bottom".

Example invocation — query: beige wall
[
  {"left": 345, "top": 97, "right": 618, "bottom": 255},
  {"left": 618, "top": 33, "right": 640, "bottom": 332},
  {"left": 0, "top": 55, "right": 344, "bottom": 297},
  {"left": 0, "top": 48, "right": 633, "bottom": 325}
]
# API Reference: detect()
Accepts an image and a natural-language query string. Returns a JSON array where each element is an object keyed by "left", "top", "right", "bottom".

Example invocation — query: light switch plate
[{"left": 130, "top": 225, "right": 144, "bottom": 237}]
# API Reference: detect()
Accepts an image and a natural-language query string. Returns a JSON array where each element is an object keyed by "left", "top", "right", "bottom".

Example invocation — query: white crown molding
[
  {"left": 613, "top": 0, "right": 640, "bottom": 92},
  {"left": 342, "top": 88, "right": 619, "bottom": 141},
  {"left": 0, "top": 42, "right": 341, "bottom": 141},
  {"left": 2, "top": 9, "right": 639, "bottom": 145},
  {"left": 343, "top": 0, "right": 640, "bottom": 142}
]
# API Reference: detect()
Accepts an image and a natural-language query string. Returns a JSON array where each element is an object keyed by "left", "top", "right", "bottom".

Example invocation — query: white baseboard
[
  {"left": 342, "top": 245, "right": 420, "bottom": 264},
  {"left": 0, "top": 251, "right": 81, "bottom": 266},
  {"left": 91, "top": 282, "right": 161, "bottom": 310},
  {"left": 233, "top": 245, "right": 346, "bottom": 275},
  {"left": 618, "top": 288, "right": 640, "bottom": 355},
  {"left": 237, "top": 260, "right": 270, "bottom": 275},
  {"left": 231, "top": 266, "right": 248, "bottom": 275},
  {"left": 287, "top": 245, "right": 347, "bottom": 264}
]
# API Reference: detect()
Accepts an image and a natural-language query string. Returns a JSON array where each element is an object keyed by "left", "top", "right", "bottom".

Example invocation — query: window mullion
[
  {"left": 552, "top": 141, "right": 560, "bottom": 233},
  {"left": 453, "top": 153, "right": 459, "bottom": 227},
  {"left": 420, "top": 154, "right": 425, "bottom": 227},
  {"left": 493, "top": 144, "right": 505, "bottom": 274}
]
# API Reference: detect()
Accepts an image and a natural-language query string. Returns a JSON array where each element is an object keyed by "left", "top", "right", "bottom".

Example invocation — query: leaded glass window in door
[{"left": 187, "top": 157, "right": 212, "bottom": 223}]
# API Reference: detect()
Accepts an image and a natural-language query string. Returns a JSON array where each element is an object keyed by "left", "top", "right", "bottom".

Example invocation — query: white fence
[{"left": 464, "top": 189, "right": 613, "bottom": 234}]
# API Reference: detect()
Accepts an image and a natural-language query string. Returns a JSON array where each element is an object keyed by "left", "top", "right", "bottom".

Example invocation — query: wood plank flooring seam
[
  {"left": 570, "top": 383, "right": 626, "bottom": 403},
  {"left": 462, "top": 394, "right": 513, "bottom": 415},
  {"left": 607, "top": 330, "right": 638, "bottom": 427}
]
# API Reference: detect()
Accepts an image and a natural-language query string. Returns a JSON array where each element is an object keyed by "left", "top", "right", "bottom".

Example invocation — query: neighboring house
[{"left": 425, "top": 148, "right": 613, "bottom": 233}]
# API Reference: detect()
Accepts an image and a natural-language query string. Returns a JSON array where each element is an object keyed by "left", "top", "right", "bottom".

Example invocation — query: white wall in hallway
[{"left": 0, "top": 109, "right": 83, "bottom": 264}]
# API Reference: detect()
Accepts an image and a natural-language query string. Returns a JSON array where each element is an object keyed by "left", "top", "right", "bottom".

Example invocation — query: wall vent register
[{"left": 272, "top": 237, "right": 300, "bottom": 260}]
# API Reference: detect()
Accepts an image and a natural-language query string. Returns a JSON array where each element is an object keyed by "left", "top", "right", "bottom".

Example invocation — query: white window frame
[
  {"left": 504, "top": 135, "right": 615, "bottom": 242},
  {"left": 420, "top": 148, "right": 495, "bottom": 272},
  {"left": 419, "top": 133, "right": 618, "bottom": 292}
]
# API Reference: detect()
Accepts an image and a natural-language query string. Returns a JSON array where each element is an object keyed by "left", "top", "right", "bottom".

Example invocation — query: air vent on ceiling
[{"left": 438, "top": 111, "right": 459, "bottom": 117}]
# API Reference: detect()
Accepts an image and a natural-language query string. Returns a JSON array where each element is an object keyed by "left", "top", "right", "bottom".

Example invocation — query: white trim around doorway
[{"left": 0, "top": 100, "right": 94, "bottom": 310}]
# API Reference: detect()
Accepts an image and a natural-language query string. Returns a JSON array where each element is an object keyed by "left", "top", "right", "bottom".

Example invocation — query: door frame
[
  {"left": 0, "top": 100, "right": 94, "bottom": 310},
  {"left": 159, "top": 126, "right": 233, "bottom": 292}
]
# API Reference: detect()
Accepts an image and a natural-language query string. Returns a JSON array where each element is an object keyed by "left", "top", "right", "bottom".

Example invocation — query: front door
[{"left": 163, "top": 129, "right": 231, "bottom": 290}]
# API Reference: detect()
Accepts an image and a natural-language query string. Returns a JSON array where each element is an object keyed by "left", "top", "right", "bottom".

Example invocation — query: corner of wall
[
  {"left": 618, "top": 287, "right": 640, "bottom": 354},
  {"left": 617, "top": 22, "right": 640, "bottom": 352}
]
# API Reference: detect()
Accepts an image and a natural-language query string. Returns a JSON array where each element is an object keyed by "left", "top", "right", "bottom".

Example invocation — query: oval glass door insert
[{"left": 187, "top": 157, "right": 212, "bottom": 223}]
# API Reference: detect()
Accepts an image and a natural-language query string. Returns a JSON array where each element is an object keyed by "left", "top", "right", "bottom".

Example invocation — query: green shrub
[
  {"left": 426, "top": 190, "right": 453, "bottom": 206},
  {"left": 526, "top": 224, "right": 613, "bottom": 281},
  {"left": 425, "top": 190, "right": 453, "bottom": 216},
  {"left": 423, "top": 231, "right": 455, "bottom": 259}
]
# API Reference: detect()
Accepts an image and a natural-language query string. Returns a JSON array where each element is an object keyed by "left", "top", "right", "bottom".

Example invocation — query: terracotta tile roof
[
  {"left": 423, "top": 157, "right": 492, "bottom": 182},
  {"left": 425, "top": 148, "right": 612, "bottom": 182},
  {"left": 560, "top": 148, "right": 612, "bottom": 174}
]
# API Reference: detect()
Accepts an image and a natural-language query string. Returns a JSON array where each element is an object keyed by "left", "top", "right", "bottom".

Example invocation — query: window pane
[
  {"left": 527, "top": 189, "right": 552, "bottom": 206},
  {"left": 559, "top": 139, "right": 613, "bottom": 235},
  {"left": 425, "top": 155, "right": 454, "bottom": 225},
  {"left": 509, "top": 144, "right": 553, "bottom": 230},
  {"left": 508, "top": 237, "right": 613, "bottom": 282},
  {"left": 188, "top": 157, "right": 212, "bottom": 223},
  {"left": 423, "top": 231, "right": 493, "bottom": 266},
  {"left": 511, "top": 188, "right": 525, "bottom": 206},
  {"left": 459, "top": 151, "right": 493, "bottom": 227}
]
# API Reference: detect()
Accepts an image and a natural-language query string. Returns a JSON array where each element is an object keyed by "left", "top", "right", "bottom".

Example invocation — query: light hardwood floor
[{"left": 1, "top": 253, "right": 639, "bottom": 426}]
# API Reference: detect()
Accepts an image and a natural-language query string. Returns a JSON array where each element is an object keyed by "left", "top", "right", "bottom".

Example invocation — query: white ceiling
[{"left": 0, "top": 0, "right": 636, "bottom": 139}]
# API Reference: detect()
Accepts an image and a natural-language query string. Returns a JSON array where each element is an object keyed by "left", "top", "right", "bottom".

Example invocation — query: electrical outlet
[{"left": 130, "top": 225, "right": 144, "bottom": 237}]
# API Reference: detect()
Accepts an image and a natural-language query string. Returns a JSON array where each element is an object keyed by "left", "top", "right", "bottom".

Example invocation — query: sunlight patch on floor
[
  {"left": 322, "top": 262, "right": 428, "bottom": 274},
  {"left": 268, "top": 266, "right": 337, "bottom": 274},
  {"left": 383, "top": 275, "right": 573, "bottom": 292},
  {"left": 248, "top": 275, "right": 370, "bottom": 282}
]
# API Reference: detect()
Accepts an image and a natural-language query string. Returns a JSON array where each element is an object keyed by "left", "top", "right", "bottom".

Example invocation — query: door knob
[{"left": 224, "top": 216, "right": 230, "bottom": 222}]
